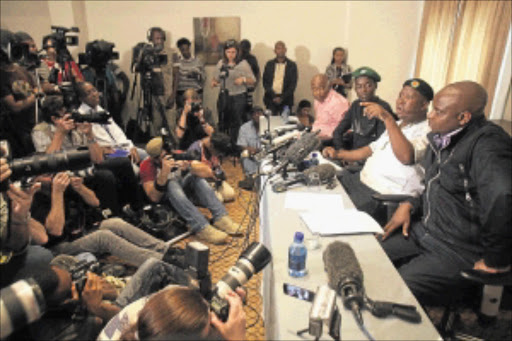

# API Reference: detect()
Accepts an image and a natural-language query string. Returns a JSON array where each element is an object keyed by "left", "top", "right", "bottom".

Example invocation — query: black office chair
[{"left": 372, "top": 193, "right": 512, "bottom": 340}]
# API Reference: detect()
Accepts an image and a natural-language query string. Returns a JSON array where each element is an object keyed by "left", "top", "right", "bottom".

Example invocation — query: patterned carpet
[{"left": 174, "top": 158, "right": 266, "bottom": 340}]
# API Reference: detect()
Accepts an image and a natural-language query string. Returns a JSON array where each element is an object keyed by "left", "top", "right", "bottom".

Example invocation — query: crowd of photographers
[{"left": 0, "top": 26, "right": 253, "bottom": 341}]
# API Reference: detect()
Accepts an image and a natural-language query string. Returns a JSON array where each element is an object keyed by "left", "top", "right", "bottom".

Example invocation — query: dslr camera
[
  {"left": 69, "top": 260, "right": 101, "bottom": 296},
  {"left": 210, "top": 242, "right": 271, "bottom": 321},
  {"left": 190, "top": 102, "right": 202, "bottom": 115}
]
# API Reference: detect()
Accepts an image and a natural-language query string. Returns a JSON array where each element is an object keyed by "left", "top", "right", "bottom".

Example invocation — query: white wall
[{"left": 1, "top": 0, "right": 424, "bottom": 123}]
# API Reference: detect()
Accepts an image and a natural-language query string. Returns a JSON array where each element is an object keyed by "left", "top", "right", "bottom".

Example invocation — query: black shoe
[{"left": 238, "top": 177, "right": 255, "bottom": 191}]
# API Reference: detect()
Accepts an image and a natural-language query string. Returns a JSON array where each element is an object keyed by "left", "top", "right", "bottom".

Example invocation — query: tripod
[{"left": 134, "top": 68, "right": 172, "bottom": 141}]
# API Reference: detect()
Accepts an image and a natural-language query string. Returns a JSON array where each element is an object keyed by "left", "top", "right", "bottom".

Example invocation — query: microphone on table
[
  {"left": 272, "top": 163, "right": 336, "bottom": 193},
  {"left": 272, "top": 130, "right": 322, "bottom": 175},
  {"left": 323, "top": 241, "right": 365, "bottom": 326},
  {"left": 323, "top": 241, "right": 422, "bottom": 328}
]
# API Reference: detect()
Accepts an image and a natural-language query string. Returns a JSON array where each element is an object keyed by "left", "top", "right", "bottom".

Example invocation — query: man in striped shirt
[{"left": 173, "top": 38, "right": 205, "bottom": 110}]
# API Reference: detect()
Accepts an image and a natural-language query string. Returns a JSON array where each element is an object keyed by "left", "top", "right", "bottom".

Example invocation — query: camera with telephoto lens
[
  {"left": 70, "top": 109, "right": 110, "bottom": 124},
  {"left": 210, "top": 242, "right": 272, "bottom": 321},
  {"left": 0, "top": 273, "right": 58, "bottom": 339},
  {"left": 131, "top": 43, "right": 168, "bottom": 74},
  {"left": 0, "top": 141, "right": 92, "bottom": 191},
  {"left": 69, "top": 260, "right": 101, "bottom": 296},
  {"left": 164, "top": 241, "right": 212, "bottom": 298},
  {"left": 78, "top": 40, "right": 119, "bottom": 70}
]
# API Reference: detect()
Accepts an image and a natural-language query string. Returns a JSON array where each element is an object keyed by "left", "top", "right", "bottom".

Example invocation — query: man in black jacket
[
  {"left": 380, "top": 81, "right": 512, "bottom": 304},
  {"left": 262, "top": 41, "right": 298, "bottom": 115},
  {"left": 332, "top": 66, "right": 395, "bottom": 151}
]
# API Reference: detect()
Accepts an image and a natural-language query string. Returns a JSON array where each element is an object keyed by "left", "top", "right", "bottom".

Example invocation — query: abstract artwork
[{"left": 193, "top": 17, "right": 241, "bottom": 65}]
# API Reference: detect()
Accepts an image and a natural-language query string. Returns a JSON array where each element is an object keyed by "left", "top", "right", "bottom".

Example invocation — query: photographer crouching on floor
[
  {"left": 32, "top": 95, "right": 143, "bottom": 216},
  {"left": 175, "top": 88, "right": 215, "bottom": 150},
  {"left": 140, "top": 136, "right": 243, "bottom": 245},
  {"left": 187, "top": 131, "right": 236, "bottom": 203}
]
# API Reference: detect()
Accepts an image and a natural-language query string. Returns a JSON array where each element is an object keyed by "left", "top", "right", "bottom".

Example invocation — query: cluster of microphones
[{"left": 287, "top": 241, "right": 422, "bottom": 340}]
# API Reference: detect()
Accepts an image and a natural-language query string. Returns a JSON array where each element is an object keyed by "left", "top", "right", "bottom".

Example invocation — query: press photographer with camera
[
  {"left": 29, "top": 171, "right": 181, "bottom": 267},
  {"left": 211, "top": 39, "right": 256, "bottom": 146},
  {"left": 41, "top": 34, "right": 84, "bottom": 85},
  {"left": 76, "top": 81, "right": 148, "bottom": 165},
  {"left": 140, "top": 136, "right": 243, "bottom": 245},
  {"left": 31, "top": 95, "right": 132, "bottom": 216},
  {"left": 0, "top": 149, "right": 54, "bottom": 288},
  {"left": 114, "top": 286, "right": 246, "bottom": 341},
  {"left": 187, "top": 132, "right": 236, "bottom": 203},
  {"left": 131, "top": 27, "right": 175, "bottom": 138},
  {"left": 175, "top": 88, "right": 215, "bottom": 150},
  {"left": 0, "top": 29, "right": 43, "bottom": 158}
]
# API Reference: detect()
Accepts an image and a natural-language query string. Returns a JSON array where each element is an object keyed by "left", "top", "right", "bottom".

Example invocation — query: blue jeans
[
  {"left": 115, "top": 258, "right": 190, "bottom": 308},
  {"left": 166, "top": 174, "right": 227, "bottom": 232},
  {"left": 52, "top": 218, "right": 166, "bottom": 267}
]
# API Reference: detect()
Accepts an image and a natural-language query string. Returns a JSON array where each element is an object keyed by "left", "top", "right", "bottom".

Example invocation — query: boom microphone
[
  {"left": 323, "top": 241, "right": 365, "bottom": 326},
  {"left": 272, "top": 163, "right": 336, "bottom": 193}
]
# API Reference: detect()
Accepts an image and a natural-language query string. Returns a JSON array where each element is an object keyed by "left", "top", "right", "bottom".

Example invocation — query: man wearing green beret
[{"left": 332, "top": 66, "right": 396, "bottom": 156}]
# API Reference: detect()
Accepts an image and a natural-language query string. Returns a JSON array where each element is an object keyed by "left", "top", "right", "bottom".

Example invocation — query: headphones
[{"left": 147, "top": 27, "right": 166, "bottom": 42}]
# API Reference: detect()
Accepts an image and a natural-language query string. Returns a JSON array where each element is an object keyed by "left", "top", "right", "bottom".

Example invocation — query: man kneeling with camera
[{"left": 140, "top": 136, "right": 243, "bottom": 244}]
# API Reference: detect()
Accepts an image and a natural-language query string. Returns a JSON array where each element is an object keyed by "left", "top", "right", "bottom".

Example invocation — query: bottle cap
[{"left": 294, "top": 231, "right": 304, "bottom": 242}]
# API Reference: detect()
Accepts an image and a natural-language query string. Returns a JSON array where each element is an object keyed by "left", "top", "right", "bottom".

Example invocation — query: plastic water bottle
[
  {"left": 310, "top": 152, "right": 319, "bottom": 166},
  {"left": 288, "top": 232, "right": 308, "bottom": 277},
  {"left": 281, "top": 105, "right": 290, "bottom": 123}
]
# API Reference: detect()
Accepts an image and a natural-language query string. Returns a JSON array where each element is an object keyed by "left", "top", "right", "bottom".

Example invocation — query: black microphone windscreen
[
  {"left": 304, "top": 163, "right": 336, "bottom": 182},
  {"left": 284, "top": 131, "right": 321, "bottom": 166},
  {"left": 323, "top": 241, "right": 364, "bottom": 294}
]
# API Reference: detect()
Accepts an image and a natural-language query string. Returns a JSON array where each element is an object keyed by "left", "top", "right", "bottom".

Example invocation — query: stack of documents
[{"left": 284, "top": 192, "right": 382, "bottom": 235}]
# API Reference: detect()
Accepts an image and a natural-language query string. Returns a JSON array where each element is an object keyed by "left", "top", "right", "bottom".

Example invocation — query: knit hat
[
  {"left": 146, "top": 137, "right": 164, "bottom": 157},
  {"left": 403, "top": 78, "right": 434, "bottom": 101}
]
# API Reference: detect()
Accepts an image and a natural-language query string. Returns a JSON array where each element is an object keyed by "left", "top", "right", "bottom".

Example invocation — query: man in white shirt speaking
[{"left": 323, "top": 78, "right": 433, "bottom": 224}]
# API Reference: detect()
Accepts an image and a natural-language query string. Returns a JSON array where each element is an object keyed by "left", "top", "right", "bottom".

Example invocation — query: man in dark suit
[{"left": 262, "top": 41, "right": 298, "bottom": 115}]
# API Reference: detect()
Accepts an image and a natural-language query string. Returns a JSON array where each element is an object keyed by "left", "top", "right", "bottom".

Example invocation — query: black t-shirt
[
  {"left": 31, "top": 187, "right": 89, "bottom": 248},
  {"left": 177, "top": 108, "right": 215, "bottom": 150},
  {"left": 0, "top": 65, "right": 37, "bottom": 132}
]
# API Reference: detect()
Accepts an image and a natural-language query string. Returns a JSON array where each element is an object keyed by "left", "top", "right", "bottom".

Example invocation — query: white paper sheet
[
  {"left": 299, "top": 209, "right": 382, "bottom": 235},
  {"left": 284, "top": 192, "right": 344, "bottom": 211}
]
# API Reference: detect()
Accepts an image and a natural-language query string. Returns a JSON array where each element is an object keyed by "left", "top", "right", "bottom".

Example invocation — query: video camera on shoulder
[
  {"left": 0, "top": 140, "right": 92, "bottom": 192},
  {"left": 70, "top": 109, "right": 110, "bottom": 124}
]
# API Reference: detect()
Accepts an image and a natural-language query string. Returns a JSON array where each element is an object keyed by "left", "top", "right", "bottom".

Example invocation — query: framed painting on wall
[{"left": 193, "top": 17, "right": 241, "bottom": 65}]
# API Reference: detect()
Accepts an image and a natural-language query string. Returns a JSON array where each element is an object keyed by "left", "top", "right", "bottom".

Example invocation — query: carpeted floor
[{"left": 175, "top": 158, "right": 266, "bottom": 340}]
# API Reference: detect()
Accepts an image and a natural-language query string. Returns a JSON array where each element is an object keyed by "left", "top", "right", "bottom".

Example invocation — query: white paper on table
[
  {"left": 299, "top": 209, "right": 382, "bottom": 235},
  {"left": 284, "top": 192, "right": 344, "bottom": 211}
]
